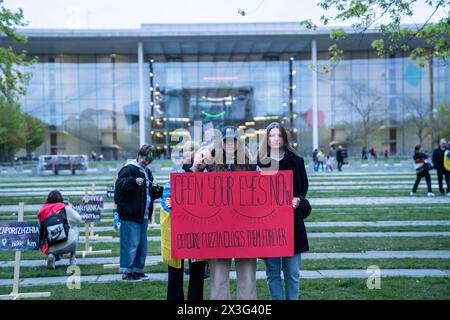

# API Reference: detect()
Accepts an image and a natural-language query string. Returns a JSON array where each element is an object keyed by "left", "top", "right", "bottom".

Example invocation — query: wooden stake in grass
[
  {"left": 76, "top": 186, "right": 111, "bottom": 258},
  {"left": 0, "top": 203, "right": 51, "bottom": 300},
  {"left": 87, "top": 183, "right": 112, "bottom": 242}
]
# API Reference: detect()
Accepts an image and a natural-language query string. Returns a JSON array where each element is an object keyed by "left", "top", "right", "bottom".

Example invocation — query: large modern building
[{"left": 1, "top": 22, "right": 449, "bottom": 159}]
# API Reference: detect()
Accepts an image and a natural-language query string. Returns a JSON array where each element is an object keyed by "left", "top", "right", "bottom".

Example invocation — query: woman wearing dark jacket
[
  {"left": 257, "top": 122, "right": 311, "bottom": 300},
  {"left": 114, "top": 144, "right": 163, "bottom": 281},
  {"left": 411, "top": 144, "right": 434, "bottom": 196}
]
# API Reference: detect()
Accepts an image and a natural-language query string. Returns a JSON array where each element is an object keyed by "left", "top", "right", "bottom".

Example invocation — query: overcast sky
[{"left": 4, "top": 0, "right": 448, "bottom": 29}]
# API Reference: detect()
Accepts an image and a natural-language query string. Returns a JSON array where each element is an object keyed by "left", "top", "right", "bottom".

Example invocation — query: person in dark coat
[
  {"left": 336, "top": 145, "right": 344, "bottom": 171},
  {"left": 312, "top": 149, "right": 319, "bottom": 172},
  {"left": 361, "top": 147, "right": 368, "bottom": 160},
  {"left": 257, "top": 122, "right": 311, "bottom": 300},
  {"left": 411, "top": 144, "right": 434, "bottom": 197},
  {"left": 432, "top": 138, "right": 450, "bottom": 196},
  {"left": 114, "top": 144, "right": 163, "bottom": 281}
]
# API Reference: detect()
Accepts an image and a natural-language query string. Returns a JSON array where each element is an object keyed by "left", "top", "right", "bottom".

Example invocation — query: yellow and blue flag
[
  {"left": 444, "top": 150, "right": 450, "bottom": 172},
  {"left": 160, "top": 179, "right": 182, "bottom": 269}
]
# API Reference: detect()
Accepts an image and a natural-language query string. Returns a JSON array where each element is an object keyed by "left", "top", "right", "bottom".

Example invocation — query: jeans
[
  {"left": 120, "top": 219, "right": 148, "bottom": 274},
  {"left": 313, "top": 161, "right": 319, "bottom": 172},
  {"left": 264, "top": 254, "right": 302, "bottom": 300}
]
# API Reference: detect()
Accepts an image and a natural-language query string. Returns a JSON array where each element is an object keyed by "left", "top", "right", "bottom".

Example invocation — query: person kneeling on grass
[{"left": 37, "top": 190, "right": 83, "bottom": 269}]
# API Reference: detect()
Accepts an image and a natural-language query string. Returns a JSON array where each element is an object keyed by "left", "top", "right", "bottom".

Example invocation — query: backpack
[
  {"left": 416, "top": 162, "right": 433, "bottom": 174},
  {"left": 41, "top": 207, "right": 70, "bottom": 246}
]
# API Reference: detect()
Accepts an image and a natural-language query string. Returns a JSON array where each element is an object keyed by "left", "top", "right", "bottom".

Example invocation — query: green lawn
[
  {"left": 0, "top": 277, "right": 448, "bottom": 300},
  {"left": 1, "top": 258, "right": 449, "bottom": 280},
  {"left": 1, "top": 170, "right": 449, "bottom": 300},
  {"left": 0, "top": 242, "right": 160, "bottom": 261},
  {"left": 1, "top": 237, "right": 449, "bottom": 262}
]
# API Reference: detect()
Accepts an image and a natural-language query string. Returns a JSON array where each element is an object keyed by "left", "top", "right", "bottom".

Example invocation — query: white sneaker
[
  {"left": 410, "top": 192, "right": 416, "bottom": 196},
  {"left": 447, "top": 192, "right": 450, "bottom": 197},
  {"left": 427, "top": 192, "right": 435, "bottom": 197},
  {"left": 47, "top": 254, "right": 55, "bottom": 269}
]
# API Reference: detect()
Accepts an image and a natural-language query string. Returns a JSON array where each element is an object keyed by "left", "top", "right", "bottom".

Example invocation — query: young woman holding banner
[
  {"left": 208, "top": 126, "right": 258, "bottom": 300},
  {"left": 258, "top": 122, "right": 311, "bottom": 300},
  {"left": 161, "top": 143, "right": 213, "bottom": 300}
]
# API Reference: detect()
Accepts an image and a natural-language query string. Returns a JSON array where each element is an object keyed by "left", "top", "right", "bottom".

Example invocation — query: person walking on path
[
  {"left": 432, "top": 138, "right": 450, "bottom": 196},
  {"left": 161, "top": 143, "right": 213, "bottom": 300},
  {"left": 114, "top": 144, "right": 163, "bottom": 281},
  {"left": 336, "top": 145, "right": 344, "bottom": 172},
  {"left": 37, "top": 190, "right": 83, "bottom": 269},
  {"left": 312, "top": 149, "right": 319, "bottom": 172},
  {"left": 361, "top": 147, "right": 368, "bottom": 160},
  {"left": 325, "top": 155, "right": 333, "bottom": 172},
  {"left": 411, "top": 144, "right": 434, "bottom": 197},
  {"left": 317, "top": 150, "right": 325, "bottom": 171},
  {"left": 258, "top": 122, "right": 312, "bottom": 300}
]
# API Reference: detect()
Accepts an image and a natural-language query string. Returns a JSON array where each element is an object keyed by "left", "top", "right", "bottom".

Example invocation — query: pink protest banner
[{"left": 170, "top": 170, "right": 294, "bottom": 259}]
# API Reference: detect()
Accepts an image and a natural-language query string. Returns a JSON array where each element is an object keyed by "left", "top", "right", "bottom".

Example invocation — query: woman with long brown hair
[{"left": 258, "top": 122, "right": 311, "bottom": 300}]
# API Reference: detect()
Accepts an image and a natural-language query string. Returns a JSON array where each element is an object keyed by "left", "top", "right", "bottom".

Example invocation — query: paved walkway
[
  {"left": 311, "top": 197, "right": 450, "bottom": 205},
  {"left": 0, "top": 175, "right": 116, "bottom": 181},
  {"left": 3, "top": 185, "right": 450, "bottom": 197},
  {"left": 6, "top": 206, "right": 449, "bottom": 218},
  {"left": 307, "top": 231, "right": 450, "bottom": 238},
  {"left": 1, "top": 179, "right": 423, "bottom": 188},
  {"left": 306, "top": 221, "right": 450, "bottom": 227},
  {"left": 2, "top": 250, "right": 449, "bottom": 268},
  {"left": 0, "top": 269, "right": 448, "bottom": 287},
  {"left": 314, "top": 205, "right": 449, "bottom": 211},
  {"left": 0, "top": 182, "right": 112, "bottom": 187}
]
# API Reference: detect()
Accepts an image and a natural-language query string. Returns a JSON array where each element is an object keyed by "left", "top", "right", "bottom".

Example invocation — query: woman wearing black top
[
  {"left": 411, "top": 144, "right": 434, "bottom": 196},
  {"left": 257, "top": 122, "right": 311, "bottom": 300}
]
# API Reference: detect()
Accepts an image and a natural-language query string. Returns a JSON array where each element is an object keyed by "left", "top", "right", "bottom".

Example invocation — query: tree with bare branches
[
  {"left": 406, "top": 98, "right": 432, "bottom": 145},
  {"left": 339, "top": 83, "right": 384, "bottom": 148}
]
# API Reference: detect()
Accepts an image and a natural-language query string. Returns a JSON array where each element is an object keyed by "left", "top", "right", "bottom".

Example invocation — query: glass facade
[
  {"left": 150, "top": 56, "right": 296, "bottom": 159},
  {"left": 19, "top": 50, "right": 450, "bottom": 160},
  {"left": 21, "top": 55, "right": 144, "bottom": 159},
  {"left": 296, "top": 52, "right": 449, "bottom": 156}
]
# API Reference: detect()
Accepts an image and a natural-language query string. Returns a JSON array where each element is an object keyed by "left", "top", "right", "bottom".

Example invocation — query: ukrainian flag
[
  {"left": 160, "top": 180, "right": 182, "bottom": 269},
  {"left": 444, "top": 150, "right": 450, "bottom": 172}
]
